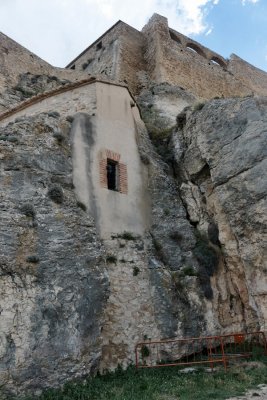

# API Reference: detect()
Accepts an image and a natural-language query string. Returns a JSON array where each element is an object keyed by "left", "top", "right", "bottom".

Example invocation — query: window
[
  {"left": 96, "top": 41, "right": 103, "bottom": 50},
  {"left": 169, "top": 30, "right": 182, "bottom": 44},
  {"left": 209, "top": 57, "right": 227, "bottom": 68},
  {"left": 70, "top": 64, "right": 76, "bottom": 70},
  {"left": 107, "top": 159, "right": 118, "bottom": 191},
  {"left": 186, "top": 43, "right": 206, "bottom": 58},
  {"left": 99, "top": 150, "right": 128, "bottom": 194}
]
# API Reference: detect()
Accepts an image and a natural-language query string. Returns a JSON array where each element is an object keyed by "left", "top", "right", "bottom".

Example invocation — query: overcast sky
[{"left": 0, "top": 0, "right": 266, "bottom": 71}]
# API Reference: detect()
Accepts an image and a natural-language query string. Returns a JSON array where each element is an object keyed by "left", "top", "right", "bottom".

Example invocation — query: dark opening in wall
[
  {"left": 210, "top": 56, "right": 227, "bottom": 68},
  {"left": 107, "top": 159, "right": 118, "bottom": 191},
  {"left": 169, "top": 30, "right": 182, "bottom": 44},
  {"left": 96, "top": 41, "right": 103, "bottom": 50},
  {"left": 70, "top": 65, "right": 76, "bottom": 70},
  {"left": 186, "top": 43, "right": 206, "bottom": 58}
]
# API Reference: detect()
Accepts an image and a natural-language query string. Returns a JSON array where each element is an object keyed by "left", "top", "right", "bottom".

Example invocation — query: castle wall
[
  {"left": 142, "top": 14, "right": 254, "bottom": 100},
  {"left": 65, "top": 13, "right": 267, "bottom": 100},
  {"left": 228, "top": 54, "right": 267, "bottom": 97},
  {"left": 0, "top": 32, "right": 54, "bottom": 85},
  {"left": 0, "top": 31, "right": 88, "bottom": 86},
  {"left": 0, "top": 32, "right": 91, "bottom": 114},
  {"left": 67, "top": 22, "right": 146, "bottom": 94},
  {"left": 119, "top": 26, "right": 147, "bottom": 94}
]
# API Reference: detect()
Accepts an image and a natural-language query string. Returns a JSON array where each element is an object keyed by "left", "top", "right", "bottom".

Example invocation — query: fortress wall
[
  {"left": 0, "top": 83, "right": 97, "bottom": 126},
  {"left": 161, "top": 44, "right": 252, "bottom": 99},
  {"left": 119, "top": 27, "right": 147, "bottom": 94},
  {"left": 67, "top": 22, "right": 146, "bottom": 94},
  {"left": 228, "top": 54, "right": 267, "bottom": 96},
  {"left": 142, "top": 15, "right": 253, "bottom": 99},
  {"left": 142, "top": 14, "right": 168, "bottom": 83},
  {"left": 67, "top": 22, "right": 122, "bottom": 80},
  {"left": 0, "top": 32, "right": 54, "bottom": 86},
  {"left": 0, "top": 32, "right": 90, "bottom": 106}
]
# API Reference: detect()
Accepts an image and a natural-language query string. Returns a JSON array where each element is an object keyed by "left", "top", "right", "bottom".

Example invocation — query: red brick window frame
[{"left": 99, "top": 150, "right": 128, "bottom": 194}]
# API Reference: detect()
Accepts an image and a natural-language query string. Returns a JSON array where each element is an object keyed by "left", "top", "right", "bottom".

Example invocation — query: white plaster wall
[
  {"left": 70, "top": 82, "right": 150, "bottom": 238},
  {"left": 93, "top": 82, "right": 150, "bottom": 237}
]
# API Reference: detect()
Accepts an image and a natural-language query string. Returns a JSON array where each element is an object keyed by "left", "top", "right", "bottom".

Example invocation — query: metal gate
[{"left": 135, "top": 331, "right": 267, "bottom": 370}]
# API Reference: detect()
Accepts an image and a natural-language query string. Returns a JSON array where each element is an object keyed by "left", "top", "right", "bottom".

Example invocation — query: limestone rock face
[
  {"left": 0, "top": 78, "right": 266, "bottom": 397},
  {"left": 173, "top": 96, "right": 267, "bottom": 331},
  {"left": 0, "top": 113, "right": 109, "bottom": 397}
]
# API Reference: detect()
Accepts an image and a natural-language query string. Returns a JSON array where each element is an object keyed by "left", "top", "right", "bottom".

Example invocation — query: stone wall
[
  {"left": 228, "top": 54, "right": 267, "bottom": 97},
  {"left": 142, "top": 14, "right": 253, "bottom": 100},
  {"left": 0, "top": 32, "right": 90, "bottom": 113},
  {"left": 65, "top": 13, "right": 267, "bottom": 100},
  {"left": 67, "top": 22, "right": 146, "bottom": 94}
]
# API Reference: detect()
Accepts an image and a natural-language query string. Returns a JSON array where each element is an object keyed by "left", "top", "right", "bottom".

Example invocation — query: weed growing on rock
[
  {"left": 47, "top": 185, "right": 64, "bottom": 204},
  {"left": 176, "top": 110, "right": 187, "bottom": 129},
  {"left": 194, "top": 232, "right": 219, "bottom": 277},
  {"left": 171, "top": 271, "right": 189, "bottom": 304},
  {"left": 198, "top": 268, "right": 214, "bottom": 300},
  {"left": 106, "top": 255, "right": 117, "bottom": 264},
  {"left": 118, "top": 232, "right": 137, "bottom": 241},
  {"left": 164, "top": 208, "right": 170, "bottom": 216},
  {"left": 148, "top": 125, "right": 174, "bottom": 163},
  {"left": 26, "top": 255, "right": 39, "bottom": 263},
  {"left": 140, "top": 153, "right": 150, "bottom": 165},
  {"left": 53, "top": 131, "right": 64, "bottom": 143},
  {"left": 193, "top": 102, "right": 205, "bottom": 112},
  {"left": 141, "top": 345, "right": 150, "bottom": 358},
  {"left": 152, "top": 237, "right": 167, "bottom": 265},
  {"left": 0, "top": 135, "right": 18, "bottom": 143},
  {"left": 66, "top": 116, "right": 74, "bottom": 123},
  {"left": 208, "top": 222, "right": 220, "bottom": 246},
  {"left": 77, "top": 201, "right": 87, "bottom": 211},
  {"left": 169, "top": 231, "right": 183, "bottom": 243},
  {"left": 20, "top": 203, "right": 36, "bottom": 219},
  {"left": 182, "top": 266, "right": 197, "bottom": 277},
  {"left": 48, "top": 112, "right": 60, "bottom": 118},
  {"left": 193, "top": 231, "right": 219, "bottom": 300},
  {"left": 133, "top": 266, "right": 140, "bottom": 276}
]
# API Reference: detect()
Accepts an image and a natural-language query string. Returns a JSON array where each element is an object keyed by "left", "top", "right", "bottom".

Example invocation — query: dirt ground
[{"left": 227, "top": 385, "right": 267, "bottom": 399}]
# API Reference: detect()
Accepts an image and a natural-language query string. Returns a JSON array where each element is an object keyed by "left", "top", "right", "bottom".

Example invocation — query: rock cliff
[
  {"left": 172, "top": 96, "right": 267, "bottom": 330},
  {"left": 0, "top": 23, "right": 266, "bottom": 399},
  {"left": 0, "top": 113, "right": 109, "bottom": 396},
  {"left": 1, "top": 91, "right": 266, "bottom": 397}
]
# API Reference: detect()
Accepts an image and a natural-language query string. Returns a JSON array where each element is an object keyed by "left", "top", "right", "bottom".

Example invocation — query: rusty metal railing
[{"left": 135, "top": 331, "right": 267, "bottom": 370}]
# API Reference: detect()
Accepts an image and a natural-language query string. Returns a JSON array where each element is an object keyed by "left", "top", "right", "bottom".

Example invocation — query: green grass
[
  {"left": 23, "top": 361, "right": 267, "bottom": 400},
  {"left": 116, "top": 231, "right": 137, "bottom": 241}
]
